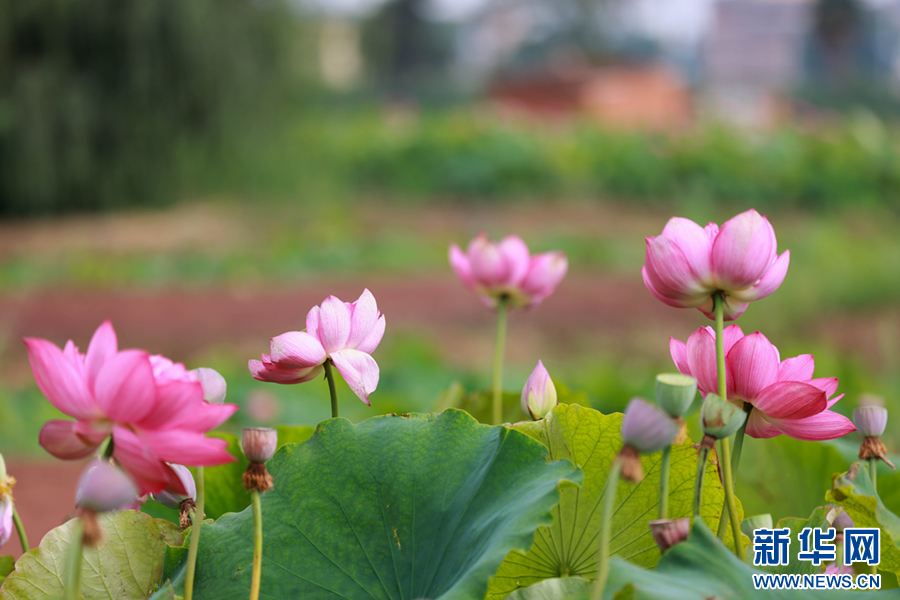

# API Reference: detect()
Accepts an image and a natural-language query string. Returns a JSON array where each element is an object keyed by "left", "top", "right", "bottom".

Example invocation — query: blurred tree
[
  {"left": 0, "top": 0, "right": 301, "bottom": 215},
  {"left": 360, "top": 0, "right": 455, "bottom": 100}
]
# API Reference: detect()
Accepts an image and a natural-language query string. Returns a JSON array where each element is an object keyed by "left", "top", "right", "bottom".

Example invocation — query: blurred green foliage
[{"left": 0, "top": 0, "right": 300, "bottom": 215}]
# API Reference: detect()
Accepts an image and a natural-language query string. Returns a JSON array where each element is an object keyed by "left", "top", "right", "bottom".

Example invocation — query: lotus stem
[
  {"left": 12, "top": 506, "right": 28, "bottom": 553},
  {"left": 250, "top": 490, "right": 263, "bottom": 600},
  {"left": 324, "top": 359, "right": 339, "bottom": 419},
  {"left": 591, "top": 457, "right": 622, "bottom": 600},
  {"left": 718, "top": 402, "right": 750, "bottom": 539},
  {"left": 184, "top": 466, "right": 205, "bottom": 600},
  {"left": 65, "top": 517, "right": 83, "bottom": 600},
  {"left": 492, "top": 296, "right": 509, "bottom": 425},
  {"left": 869, "top": 457, "right": 877, "bottom": 491},
  {"left": 658, "top": 445, "right": 671, "bottom": 520},
  {"left": 713, "top": 293, "right": 744, "bottom": 559},
  {"left": 693, "top": 445, "right": 710, "bottom": 519}
]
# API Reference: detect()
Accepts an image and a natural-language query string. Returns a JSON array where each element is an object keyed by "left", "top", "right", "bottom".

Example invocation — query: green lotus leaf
[
  {"left": 507, "top": 520, "right": 891, "bottom": 599},
  {"left": 0, "top": 511, "right": 183, "bottom": 600},
  {"left": 826, "top": 461, "right": 900, "bottom": 582},
  {"left": 167, "top": 409, "right": 581, "bottom": 599},
  {"left": 488, "top": 403, "right": 745, "bottom": 598}
]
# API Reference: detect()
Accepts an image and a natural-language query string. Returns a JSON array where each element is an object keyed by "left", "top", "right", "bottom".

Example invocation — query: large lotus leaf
[
  {"left": 197, "top": 426, "right": 315, "bottom": 520},
  {"left": 0, "top": 511, "right": 183, "bottom": 600},
  {"left": 826, "top": 461, "right": 900, "bottom": 581},
  {"left": 168, "top": 409, "right": 581, "bottom": 600},
  {"left": 487, "top": 403, "right": 745, "bottom": 599},
  {"left": 505, "top": 520, "right": 891, "bottom": 600},
  {"left": 737, "top": 435, "right": 900, "bottom": 523}
]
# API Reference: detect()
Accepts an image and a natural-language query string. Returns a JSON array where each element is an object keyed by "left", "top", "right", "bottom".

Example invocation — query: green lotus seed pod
[
  {"left": 701, "top": 393, "right": 747, "bottom": 440},
  {"left": 741, "top": 514, "right": 773, "bottom": 538},
  {"left": 655, "top": 373, "right": 697, "bottom": 418}
]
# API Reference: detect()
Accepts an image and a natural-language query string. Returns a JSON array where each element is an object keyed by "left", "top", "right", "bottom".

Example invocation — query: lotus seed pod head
[
  {"left": 832, "top": 509, "right": 854, "bottom": 532},
  {"left": 701, "top": 393, "right": 747, "bottom": 440},
  {"left": 741, "top": 514, "right": 773, "bottom": 538},
  {"left": 521, "top": 360, "right": 557, "bottom": 420},
  {"left": 75, "top": 459, "right": 139, "bottom": 513},
  {"left": 648, "top": 518, "right": 691, "bottom": 553},
  {"left": 621, "top": 398, "right": 678, "bottom": 454},
  {"left": 242, "top": 428, "right": 278, "bottom": 463},
  {"left": 192, "top": 367, "right": 227, "bottom": 404},
  {"left": 655, "top": 373, "right": 697, "bottom": 418},
  {"left": 852, "top": 405, "right": 887, "bottom": 438},
  {"left": 150, "top": 464, "right": 196, "bottom": 509}
]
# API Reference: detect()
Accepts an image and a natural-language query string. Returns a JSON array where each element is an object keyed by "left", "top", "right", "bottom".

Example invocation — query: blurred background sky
[{"left": 2, "top": 0, "right": 900, "bottom": 556}]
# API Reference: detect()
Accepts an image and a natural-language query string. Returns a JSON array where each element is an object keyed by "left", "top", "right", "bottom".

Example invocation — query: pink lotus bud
[
  {"left": 242, "top": 428, "right": 278, "bottom": 463},
  {"left": 642, "top": 209, "right": 789, "bottom": 321},
  {"left": 449, "top": 233, "right": 567, "bottom": 309},
  {"left": 150, "top": 464, "right": 196, "bottom": 509},
  {"left": 621, "top": 398, "right": 678, "bottom": 454},
  {"left": 521, "top": 361, "right": 557, "bottom": 420},
  {"left": 0, "top": 496, "right": 11, "bottom": 547},
  {"left": 192, "top": 368, "right": 227, "bottom": 404},
  {"left": 75, "top": 459, "right": 139, "bottom": 512},
  {"left": 649, "top": 517, "right": 690, "bottom": 553},
  {"left": 852, "top": 405, "right": 887, "bottom": 437},
  {"left": 832, "top": 509, "right": 854, "bottom": 532}
]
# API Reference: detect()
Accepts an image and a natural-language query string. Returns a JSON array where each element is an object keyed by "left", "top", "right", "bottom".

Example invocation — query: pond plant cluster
[{"left": 0, "top": 209, "right": 897, "bottom": 600}]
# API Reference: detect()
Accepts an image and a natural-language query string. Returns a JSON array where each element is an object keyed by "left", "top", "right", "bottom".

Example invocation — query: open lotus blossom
[
  {"left": 449, "top": 233, "right": 567, "bottom": 309},
  {"left": 642, "top": 209, "right": 790, "bottom": 321},
  {"left": 249, "top": 289, "right": 384, "bottom": 405},
  {"left": 670, "top": 325, "right": 855, "bottom": 441},
  {"left": 25, "top": 321, "right": 238, "bottom": 495}
]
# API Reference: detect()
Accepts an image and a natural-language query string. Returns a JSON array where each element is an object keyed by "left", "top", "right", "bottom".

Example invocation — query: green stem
[
  {"left": 12, "top": 506, "right": 28, "bottom": 553},
  {"left": 65, "top": 517, "right": 83, "bottom": 600},
  {"left": 491, "top": 297, "right": 509, "bottom": 426},
  {"left": 693, "top": 446, "right": 711, "bottom": 519},
  {"left": 324, "top": 359, "right": 339, "bottom": 419},
  {"left": 101, "top": 437, "right": 115, "bottom": 460},
  {"left": 718, "top": 403, "right": 751, "bottom": 539},
  {"left": 869, "top": 457, "right": 878, "bottom": 492},
  {"left": 713, "top": 293, "right": 744, "bottom": 559},
  {"left": 658, "top": 445, "right": 671, "bottom": 520},
  {"left": 183, "top": 466, "right": 204, "bottom": 600},
  {"left": 250, "top": 491, "right": 263, "bottom": 600},
  {"left": 591, "top": 458, "right": 622, "bottom": 600}
]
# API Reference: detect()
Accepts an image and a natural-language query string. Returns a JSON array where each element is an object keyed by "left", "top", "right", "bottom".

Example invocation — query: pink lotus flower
[
  {"left": 0, "top": 495, "right": 11, "bottom": 547},
  {"left": 449, "top": 233, "right": 567, "bottom": 309},
  {"left": 26, "top": 321, "right": 238, "bottom": 495},
  {"left": 670, "top": 325, "right": 855, "bottom": 441},
  {"left": 642, "top": 209, "right": 790, "bottom": 321},
  {"left": 249, "top": 289, "right": 384, "bottom": 405}
]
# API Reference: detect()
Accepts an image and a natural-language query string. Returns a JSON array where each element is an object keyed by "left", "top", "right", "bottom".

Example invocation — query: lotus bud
[
  {"left": 648, "top": 518, "right": 690, "bottom": 553},
  {"left": 151, "top": 464, "right": 197, "bottom": 528},
  {"left": 192, "top": 367, "right": 227, "bottom": 404},
  {"left": 618, "top": 398, "right": 678, "bottom": 482},
  {"left": 655, "top": 374, "right": 697, "bottom": 418},
  {"left": 832, "top": 509, "right": 854, "bottom": 532},
  {"left": 0, "top": 454, "right": 14, "bottom": 547},
  {"left": 0, "top": 496, "right": 11, "bottom": 548},
  {"left": 242, "top": 428, "right": 277, "bottom": 493},
  {"left": 521, "top": 361, "right": 557, "bottom": 420},
  {"left": 700, "top": 393, "right": 747, "bottom": 449},
  {"left": 853, "top": 405, "right": 887, "bottom": 438},
  {"left": 75, "top": 460, "right": 138, "bottom": 546},
  {"left": 852, "top": 404, "right": 895, "bottom": 470},
  {"left": 741, "top": 514, "right": 773, "bottom": 538}
]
